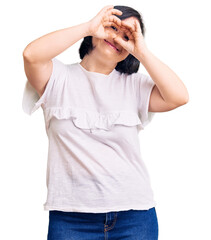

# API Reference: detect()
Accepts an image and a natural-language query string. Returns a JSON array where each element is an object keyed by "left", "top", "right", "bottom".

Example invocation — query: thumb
[
  {"left": 107, "top": 30, "right": 117, "bottom": 39},
  {"left": 113, "top": 36, "right": 127, "bottom": 49}
]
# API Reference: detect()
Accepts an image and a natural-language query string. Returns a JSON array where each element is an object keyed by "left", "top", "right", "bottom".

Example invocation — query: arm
[
  {"left": 112, "top": 18, "right": 189, "bottom": 112},
  {"left": 23, "top": 22, "right": 90, "bottom": 62},
  {"left": 137, "top": 49, "right": 189, "bottom": 109},
  {"left": 22, "top": 5, "right": 122, "bottom": 97},
  {"left": 22, "top": 22, "right": 91, "bottom": 97},
  {"left": 23, "top": 4, "right": 122, "bottom": 62}
]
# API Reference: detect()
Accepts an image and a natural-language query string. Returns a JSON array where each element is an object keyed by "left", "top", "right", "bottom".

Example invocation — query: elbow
[
  {"left": 183, "top": 91, "right": 190, "bottom": 104},
  {"left": 178, "top": 87, "right": 190, "bottom": 106},
  {"left": 23, "top": 48, "right": 31, "bottom": 60},
  {"left": 183, "top": 86, "right": 190, "bottom": 104},
  {"left": 179, "top": 94, "right": 189, "bottom": 106},
  {"left": 172, "top": 93, "right": 189, "bottom": 107},
  {"left": 22, "top": 44, "right": 34, "bottom": 62},
  {"left": 184, "top": 96, "right": 189, "bottom": 104},
  {"left": 178, "top": 83, "right": 189, "bottom": 106}
]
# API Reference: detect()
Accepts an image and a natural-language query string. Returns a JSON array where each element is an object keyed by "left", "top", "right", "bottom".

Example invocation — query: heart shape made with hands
[{"left": 106, "top": 17, "right": 147, "bottom": 57}]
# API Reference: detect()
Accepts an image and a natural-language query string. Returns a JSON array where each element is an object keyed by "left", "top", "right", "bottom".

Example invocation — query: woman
[{"left": 22, "top": 5, "right": 189, "bottom": 240}]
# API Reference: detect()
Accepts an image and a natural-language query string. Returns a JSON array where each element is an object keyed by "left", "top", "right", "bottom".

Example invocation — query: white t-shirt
[{"left": 22, "top": 58, "right": 156, "bottom": 213}]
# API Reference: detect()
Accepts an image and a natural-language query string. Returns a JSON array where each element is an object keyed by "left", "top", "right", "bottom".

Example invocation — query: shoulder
[
  {"left": 52, "top": 58, "right": 78, "bottom": 72},
  {"left": 133, "top": 72, "right": 154, "bottom": 88}
]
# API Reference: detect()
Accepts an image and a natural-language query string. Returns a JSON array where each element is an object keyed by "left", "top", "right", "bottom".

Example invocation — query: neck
[{"left": 80, "top": 54, "right": 117, "bottom": 75}]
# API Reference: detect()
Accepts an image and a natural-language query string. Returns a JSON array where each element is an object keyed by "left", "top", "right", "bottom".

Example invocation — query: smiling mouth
[{"left": 104, "top": 39, "right": 119, "bottom": 51}]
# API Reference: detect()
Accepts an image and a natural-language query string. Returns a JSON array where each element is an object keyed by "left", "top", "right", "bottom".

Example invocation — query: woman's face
[{"left": 91, "top": 17, "right": 137, "bottom": 63}]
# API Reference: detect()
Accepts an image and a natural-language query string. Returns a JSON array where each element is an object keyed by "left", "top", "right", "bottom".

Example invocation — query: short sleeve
[
  {"left": 22, "top": 58, "right": 67, "bottom": 115},
  {"left": 136, "top": 72, "right": 156, "bottom": 128}
]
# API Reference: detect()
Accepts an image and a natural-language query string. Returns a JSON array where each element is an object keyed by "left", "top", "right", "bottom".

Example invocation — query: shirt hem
[{"left": 43, "top": 201, "right": 157, "bottom": 213}]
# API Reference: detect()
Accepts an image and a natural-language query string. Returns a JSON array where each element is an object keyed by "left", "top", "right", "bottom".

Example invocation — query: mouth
[{"left": 104, "top": 39, "right": 119, "bottom": 52}]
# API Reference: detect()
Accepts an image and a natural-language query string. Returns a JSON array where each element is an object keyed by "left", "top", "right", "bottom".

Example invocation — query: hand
[
  {"left": 113, "top": 18, "right": 149, "bottom": 58},
  {"left": 87, "top": 5, "right": 123, "bottom": 39}
]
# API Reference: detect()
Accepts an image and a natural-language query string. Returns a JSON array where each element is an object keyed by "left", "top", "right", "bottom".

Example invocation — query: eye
[
  {"left": 111, "top": 26, "right": 118, "bottom": 31},
  {"left": 124, "top": 35, "right": 129, "bottom": 41}
]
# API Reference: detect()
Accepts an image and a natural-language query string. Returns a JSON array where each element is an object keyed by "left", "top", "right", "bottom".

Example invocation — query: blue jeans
[{"left": 47, "top": 207, "right": 159, "bottom": 240}]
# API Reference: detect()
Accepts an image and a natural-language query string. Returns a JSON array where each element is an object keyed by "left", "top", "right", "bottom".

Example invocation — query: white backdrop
[{"left": 1, "top": 0, "right": 210, "bottom": 239}]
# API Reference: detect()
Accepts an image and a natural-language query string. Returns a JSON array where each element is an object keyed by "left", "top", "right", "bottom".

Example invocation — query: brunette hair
[{"left": 78, "top": 5, "right": 146, "bottom": 74}]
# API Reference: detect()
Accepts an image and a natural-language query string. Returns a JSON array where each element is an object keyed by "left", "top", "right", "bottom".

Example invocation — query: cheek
[
  {"left": 121, "top": 50, "right": 129, "bottom": 58},
  {"left": 92, "top": 37, "right": 100, "bottom": 47}
]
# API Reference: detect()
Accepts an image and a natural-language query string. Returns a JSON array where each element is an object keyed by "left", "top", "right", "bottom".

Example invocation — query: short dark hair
[{"left": 78, "top": 5, "right": 146, "bottom": 74}]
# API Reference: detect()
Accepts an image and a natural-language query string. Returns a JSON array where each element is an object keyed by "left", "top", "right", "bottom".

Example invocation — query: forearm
[
  {"left": 23, "top": 22, "right": 90, "bottom": 63},
  {"left": 137, "top": 49, "right": 189, "bottom": 105}
]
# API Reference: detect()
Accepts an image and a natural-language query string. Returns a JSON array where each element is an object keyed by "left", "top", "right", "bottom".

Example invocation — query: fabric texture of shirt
[{"left": 22, "top": 57, "right": 156, "bottom": 213}]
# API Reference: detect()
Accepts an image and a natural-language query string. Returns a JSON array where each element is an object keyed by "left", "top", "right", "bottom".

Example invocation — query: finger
[
  {"left": 134, "top": 19, "right": 142, "bottom": 34},
  {"left": 113, "top": 35, "right": 127, "bottom": 49},
  {"left": 108, "top": 15, "right": 122, "bottom": 26},
  {"left": 121, "top": 21, "right": 135, "bottom": 32},
  {"left": 108, "top": 9, "right": 123, "bottom": 16},
  {"left": 103, "top": 5, "right": 114, "bottom": 12},
  {"left": 121, "top": 23, "right": 136, "bottom": 40},
  {"left": 107, "top": 30, "right": 117, "bottom": 39},
  {"left": 102, "top": 12, "right": 122, "bottom": 27},
  {"left": 102, "top": 15, "right": 121, "bottom": 28},
  {"left": 103, "top": 20, "right": 119, "bottom": 29},
  {"left": 120, "top": 26, "right": 134, "bottom": 40},
  {"left": 97, "top": 5, "right": 114, "bottom": 19}
]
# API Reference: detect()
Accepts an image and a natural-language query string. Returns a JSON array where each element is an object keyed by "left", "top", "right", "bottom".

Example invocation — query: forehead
[{"left": 122, "top": 16, "right": 137, "bottom": 24}]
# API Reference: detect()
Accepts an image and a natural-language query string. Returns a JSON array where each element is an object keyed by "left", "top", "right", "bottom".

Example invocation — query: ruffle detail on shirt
[
  {"left": 43, "top": 107, "right": 144, "bottom": 131},
  {"left": 22, "top": 80, "right": 44, "bottom": 115}
]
